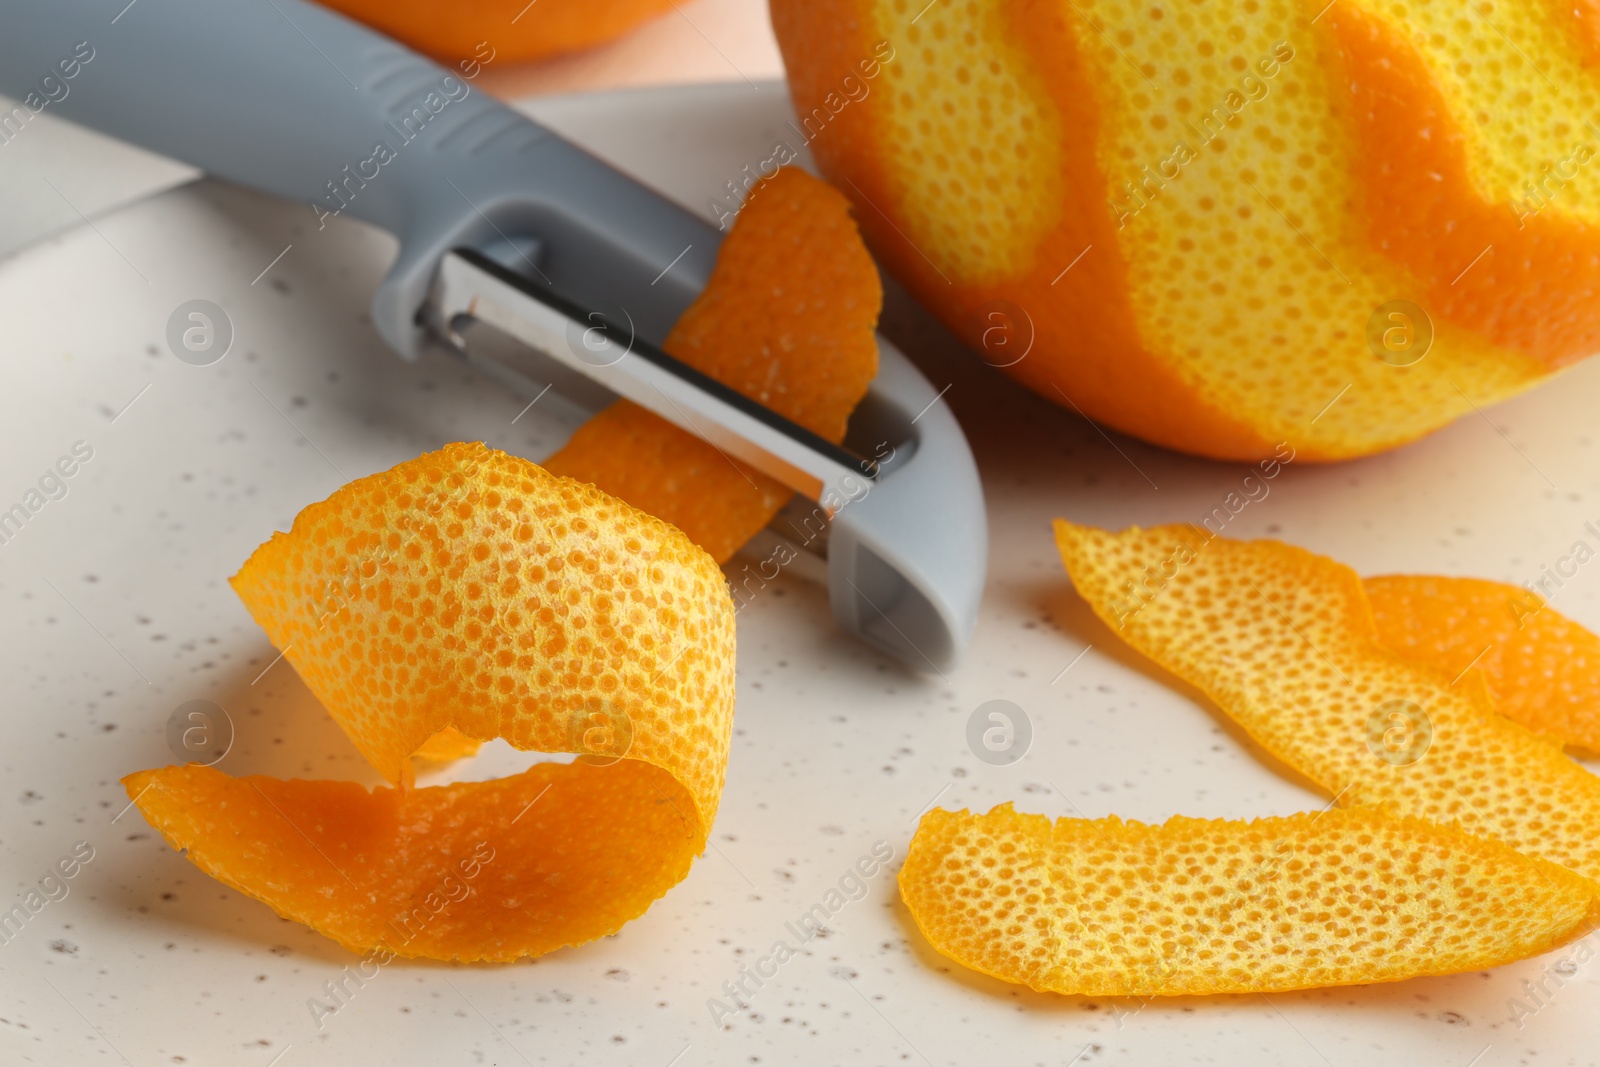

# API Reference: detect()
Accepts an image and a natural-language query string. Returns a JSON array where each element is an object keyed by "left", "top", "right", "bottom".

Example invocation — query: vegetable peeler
[{"left": 0, "top": 0, "right": 986, "bottom": 672}]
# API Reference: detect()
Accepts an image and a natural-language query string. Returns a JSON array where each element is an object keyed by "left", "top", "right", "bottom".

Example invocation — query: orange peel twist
[
  {"left": 127, "top": 444, "right": 735, "bottom": 961},
  {"left": 122, "top": 166, "right": 881, "bottom": 962}
]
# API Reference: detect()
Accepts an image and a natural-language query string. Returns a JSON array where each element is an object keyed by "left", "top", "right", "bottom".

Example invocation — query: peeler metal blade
[
  {"left": 423, "top": 249, "right": 880, "bottom": 514},
  {"left": 422, "top": 246, "right": 987, "bottom": 674}
]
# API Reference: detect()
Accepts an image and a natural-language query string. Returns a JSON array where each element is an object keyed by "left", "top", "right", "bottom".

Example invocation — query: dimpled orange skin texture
[
  {"left": 544, "top": 167, "right": 881, "bottom": 565},
  {"left": 1366, "top": 575, "right": 1600, "bottom": 754},
  {"left": 1330, "top": 6, "right": 1600, "bottom": 367},
  {"left": 1053, "top": 522, "right": 1600, "bottom": 884},
  {"left": 123, "top": 442, "right": 736, "bottom": 960},
  {"left": 410, "top": 169, "right": 875, "bottom": 753},
  {"left": 768, "top": 0, "right": 1600, "bottom": 461},
  {"left": 901, "top": 803, "right": 1597, "bottom": 996},
  {"left": 314, "top": 0, "right": 674, "bottom": 65},
  {"left": 229, "top": 442, "right": 734, "bottom": 790}
]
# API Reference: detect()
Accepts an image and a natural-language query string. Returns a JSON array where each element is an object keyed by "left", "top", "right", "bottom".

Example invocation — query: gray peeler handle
[
  {"left": 0, "top": 0, "right": 722, "bottom": 357},
  {"left": 0, "top": 0, "right": 990, "bottom": 671}
]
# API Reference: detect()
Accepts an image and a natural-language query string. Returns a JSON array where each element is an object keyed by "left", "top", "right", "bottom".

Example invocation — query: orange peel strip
[
  {"left": 120, "top": 168, "right": 877, "bottom": 959},
  {"left": 1366, "top": 575, "right": 1600, "bottom": 753},
  {"left": 124, "top": 442, "right": 735, "bottom": 960},
  {"left": 412, "top": 169, "right": 876, "bottom": 758},
  {"left": 544, "top": 166, "right": 881, "bottom": 565},
  {"left": 1053, "top": 521, "right": 1600, "bottom": 884},
  {"left": 901, "top": 802, "right": 1598, "bottom": 996},
  {"left": 545, "top": 407, "right": 789, "bottom": 566},
  {"left": 122, "top": 760, "right": 699, "bottom": 962}
]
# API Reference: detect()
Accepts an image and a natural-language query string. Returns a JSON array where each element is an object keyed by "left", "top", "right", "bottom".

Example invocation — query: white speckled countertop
[{"left": 2, "top": 81, "right": 1600, "bottom": 1067}]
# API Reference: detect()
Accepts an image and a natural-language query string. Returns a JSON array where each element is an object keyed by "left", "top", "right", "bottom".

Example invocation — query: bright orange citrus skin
[
  {"left": 775, "top": 0, "right": 1271, "bottom": 458},
  {"left": 773, "top": 0, "right": 1600, "bottom": 460},
  {"left": 125, "top": 444, "right": 738, "bottom": 961},
  {"left": 1054, "top": 521, "right": 1600, "bottom": 883},
  {"left": 115, "top": 170, "right": 882, "bottom": 961},
  {"left": 545, "top": 167, "right": 881, "bottom": 563},
  {"left": 315, "top": 0, "right": 674, "bottom": 65},
  {"left": 1330, "top": 7, "right": 1600, "bottom": 368},
  {"left": 1366, "top": 575, "right": 1600, "bottom": 755}
]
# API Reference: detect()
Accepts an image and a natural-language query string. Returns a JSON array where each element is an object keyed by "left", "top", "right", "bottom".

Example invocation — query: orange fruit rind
[
  {"left": 1366, "top": 575, "right": 1600, "bottom": 755},
  {"left": 315, "top": 0, "right": 676, "bottom": 66},
  {"left": 1052, "top": 521, "right": 1600, "bottom": 884},
  {"left": 543, "top": 166, "right": 881, "bottom": 565},
  {"left": 229, "top": 442, "right": 733, "bottom": 792},
  {"left": 124, "top": 442, "right": 736, "bottom": 961},
  {"left": 901, "top": 802, "right": 1599, "bottom": 996},
  {"left": 119, "top": 167, "right": 883, "bottom": 962},
  {"left": 772, "top": 0, "right": 1598, "bottom": 460}
]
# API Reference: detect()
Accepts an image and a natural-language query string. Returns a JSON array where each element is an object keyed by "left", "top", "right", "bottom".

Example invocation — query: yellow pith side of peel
[
  {"left": 412, "top": 725, "right": 484, "bottom": 762},
  {"left": 124, "top": 444, "right": 736, "bottom": 961},
  {"left": 773, "top": 0, "right": 1583, "bottom": 460},
  {"left": 1031, "top": 0, "right": 1541, "bottom": 445},
  {"left": 871, "top": 0, "right": 1061, "bottom": 282},
  {"left": 1052, "top": 521, "right": 1600, "bottom": 884},
  {"left": 898, "top": 525, "right": 1600, "bottom": 996},
  {"left": 901, "top": 803, "right": 1598, "bottom": 996}
]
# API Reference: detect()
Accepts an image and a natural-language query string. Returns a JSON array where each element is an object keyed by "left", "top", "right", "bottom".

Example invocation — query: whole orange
[
  {"left": 771, "top": 0, "right": 1600, "bottom": 460},
  {"left": 317, "top": 0, "right": 675, "bottom": 66}
]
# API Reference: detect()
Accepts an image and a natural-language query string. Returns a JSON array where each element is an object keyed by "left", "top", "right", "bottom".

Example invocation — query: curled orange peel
[
  {"left": 124, "top": 443, "right": 736, "bottom": 960},
  {"left": 119, "top": 167, "right": 882, "bottom": 961},
  {"left": 1052, "top": 521, "right": 1600, "bottom": 884},
  {"left": 543, "top": 166, "right": 881, "bottom": 565},
  {"left": 401, "top": 168, "right": 875, "bottom": 768},
  {"left": 901, "top": 802, "right": 1598, "bottom": 996},
  {"left": 1366, "top": 575, "right": 1600, "bottom": 754}
]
